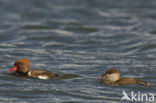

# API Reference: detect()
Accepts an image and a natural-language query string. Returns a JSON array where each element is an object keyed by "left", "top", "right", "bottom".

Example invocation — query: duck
[
  {"left": 98, "top": 68, "right": 150, "bottom": 86},
  {"left": 8, "top": 58, "right": 58, "bottom": 79}
]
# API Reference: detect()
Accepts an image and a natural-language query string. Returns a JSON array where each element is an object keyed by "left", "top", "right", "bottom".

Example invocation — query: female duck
[{"left": 98, "top": 68, "right": 150, "bottom": 86}]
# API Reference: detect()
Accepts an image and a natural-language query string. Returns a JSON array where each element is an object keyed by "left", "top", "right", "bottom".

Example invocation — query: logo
[
  {"left": 121, "top": 91, "right": 131, "bottom": 101},
  {"left": 121, "top": 91, "right": 155, "bottom": 102}
]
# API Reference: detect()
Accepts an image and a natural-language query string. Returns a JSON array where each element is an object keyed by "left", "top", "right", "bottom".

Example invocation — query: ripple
[
  {"left": 21, "top": 25, "right": 52, "bottom": 29},
  {"left": 65, "top": 26, "right": 99, "bottom": 33},
  {"left": 140, "top": 43, "right": 156, "bottom": 51},
  {"left": 0, "top": 43, "right": 15, "bottom": 47}
]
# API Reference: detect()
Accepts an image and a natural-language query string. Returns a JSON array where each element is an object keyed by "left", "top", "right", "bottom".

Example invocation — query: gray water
[{"left": 0, "top": 0, "right": 156, "bottom": 103}]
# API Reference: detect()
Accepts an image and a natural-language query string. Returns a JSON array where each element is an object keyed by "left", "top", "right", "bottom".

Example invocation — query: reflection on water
[{"left": 0, "top": 0, "right": 156, "bottom": 103}]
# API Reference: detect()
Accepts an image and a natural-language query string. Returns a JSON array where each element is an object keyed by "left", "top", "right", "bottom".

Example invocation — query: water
[{"left": 0, "top": 0, "right": 156, "bottom": 103}]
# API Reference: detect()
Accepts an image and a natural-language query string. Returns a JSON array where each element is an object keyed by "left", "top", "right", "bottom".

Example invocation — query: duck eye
[
  {"left": 108, "top": 71, "right": 113, "bottom": 74},
  {"left": 18, "top": 63, "right": 22, "bottom": 65}
]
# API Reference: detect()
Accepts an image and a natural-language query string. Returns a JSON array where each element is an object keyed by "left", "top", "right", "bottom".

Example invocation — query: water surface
[{"left": 0, "top": 0, "right": 156, "bottom": 103}]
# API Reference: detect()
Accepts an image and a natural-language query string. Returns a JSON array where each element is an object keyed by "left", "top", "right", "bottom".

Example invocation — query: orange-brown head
[{"left": 8, "top": 58, "right": 29, "bottom": 73}]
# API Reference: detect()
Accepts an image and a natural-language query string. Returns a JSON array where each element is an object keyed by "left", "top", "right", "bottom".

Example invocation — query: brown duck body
[
  {"left": 8, "top": 58, "right": 58, "bottom": 79},
  {"left": 100, "top": 77, "right": 149, "bottom": 86},
  {"left": 98, "top": 68, "right": 150, "bottom": 86}
]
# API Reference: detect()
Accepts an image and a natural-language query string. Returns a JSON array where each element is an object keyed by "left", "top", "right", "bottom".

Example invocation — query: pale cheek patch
[{"left": 107, "top": 73, "right": 120, "bottom": 82}]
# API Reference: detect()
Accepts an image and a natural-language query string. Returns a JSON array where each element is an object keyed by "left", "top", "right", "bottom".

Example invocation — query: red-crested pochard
[
  {"left": 8, "top": 58, "right": 58, "bottom": 79},
  {"left": 98, "top": 68, "right": 150, "bottom": 86}
]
